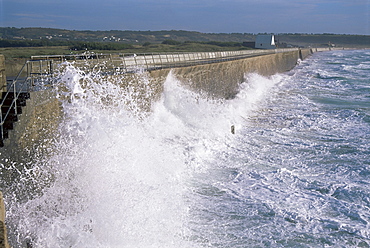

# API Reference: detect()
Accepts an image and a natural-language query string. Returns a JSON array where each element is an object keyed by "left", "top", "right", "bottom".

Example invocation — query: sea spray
[
  {"left": 3, "top": 61, "right": 284, "bottom": 247},
  {"left": 23, "top": 64, "right": 191, "bottom": 248}
]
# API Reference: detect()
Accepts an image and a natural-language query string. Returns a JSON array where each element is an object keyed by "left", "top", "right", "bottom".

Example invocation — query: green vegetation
[
  {"left": 185, "top": 40, "right": 246, "bottom": 47},
  {"left": 0, "top": 40, "right": 253, "bottom": 76},
  {"left": 0, "top": 37, "right": 251, "bottom": 52},
  {"left": 68, "top": 41, "right": 133, "bottom": 51},
  {"left": 0, "top": 46, "right": 71, "bottom": 59},
  {"left": 0, "top": 27, "right": 255, "bottom": 43},
  {"left": 0, "top": 39, "right": 62, "bottom": 47},
  {"left": 0, "top": 35, "right": 254, "bottom": 62},
  {"left": 0, "top": 39, "right": 134, "bottom": 50},
  {"left": 162, "top": 39, "right": 182, "bottom": 45}
]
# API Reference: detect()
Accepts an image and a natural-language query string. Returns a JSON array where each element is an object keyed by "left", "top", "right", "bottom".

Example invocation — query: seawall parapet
[{"left": 150, "top": 49, "right": 310, "bottom": 99}]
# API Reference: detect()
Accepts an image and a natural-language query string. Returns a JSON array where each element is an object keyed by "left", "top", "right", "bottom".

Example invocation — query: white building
[{"left": 255, "top": 34, "right": 276, "bottom": 49}]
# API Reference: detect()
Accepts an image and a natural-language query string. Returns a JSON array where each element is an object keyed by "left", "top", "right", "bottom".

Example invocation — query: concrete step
[
  {"left": 0, "top": 91, "right": 30, "bottom": 147},
  {"left": 1, "top": 113, "right": 18, "bottom": 122},
  {"left": 2, "top": 121, "right": 13, "bottom": 130},
  {"left": 1, "top": 98, "right": 27, "bottom": 107},
  {"left": 1, "top": 129, "right": 8, "bottom": 139},
  {"left": 2, "top": 92, "right": 30, "bottom": 101},
  {"left": 0, "top": 128, "right": 9, "bottom": 147},
  {"left": 1, "top": 105, "right": 22, "bottom": 115}
]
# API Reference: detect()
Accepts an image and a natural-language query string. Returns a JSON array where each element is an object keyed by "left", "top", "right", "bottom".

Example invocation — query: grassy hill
[
  {"left": 1, "top": 27, "right": 369, "bottom": 48},
  {"left": 0, "top": 28, "right": 255, "bottom": 43}
]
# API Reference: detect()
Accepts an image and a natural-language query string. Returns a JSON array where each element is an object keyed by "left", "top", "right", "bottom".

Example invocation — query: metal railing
[
  {"left": 31, "top": 48, "right": 300, "bottom": 73},
  {"left": 0, "top": 59, "right": 54, "bottom": 144}
]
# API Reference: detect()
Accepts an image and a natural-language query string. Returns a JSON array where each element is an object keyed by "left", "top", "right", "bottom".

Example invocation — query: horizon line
[{"left": 0, "top": 27, "right": 369, "bottom": 36}]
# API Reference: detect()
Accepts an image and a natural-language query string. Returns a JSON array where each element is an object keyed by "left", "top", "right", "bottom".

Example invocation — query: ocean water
[{"left": 2, "top": 49, "right": 370, "bottom": 247}]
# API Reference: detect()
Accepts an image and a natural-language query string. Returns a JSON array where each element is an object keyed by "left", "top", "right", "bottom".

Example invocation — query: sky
[{"left": 1, "top": 0, "right": 369, "bottom": 35}]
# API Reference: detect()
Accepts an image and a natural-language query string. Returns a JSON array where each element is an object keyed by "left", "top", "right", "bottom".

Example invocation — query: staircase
[
  {"left": 0, "top": 58, "right": 58, "bottom": 147},
  {"left": 0, "top": 91, "right": 30, "bottom": 147}
]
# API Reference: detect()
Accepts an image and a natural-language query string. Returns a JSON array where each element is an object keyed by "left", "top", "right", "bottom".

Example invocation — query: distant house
[{"left": 255, "top": 34, "right": 276, "bottom": 49}]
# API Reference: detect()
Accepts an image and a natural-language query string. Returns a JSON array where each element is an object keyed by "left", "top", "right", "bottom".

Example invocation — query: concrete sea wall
[
  {"left": 172, "top": 50, "right": 302, "bottom": 98},
  {"left": 2, "top": 49, "right": 314, "bottom": 153},
  {"left": 0, "top": 50, "right": 315, "bottom": 149},
  {"left": 0, "top": 48, "right": 325, "bottom": 246}
]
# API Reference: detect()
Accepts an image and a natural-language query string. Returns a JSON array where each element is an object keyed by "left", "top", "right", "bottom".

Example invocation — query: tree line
[
  {"left": 161, "top": 39, "right": 252, "bottom": 47},
  {"left": 0, "top": 39, "right": 134, "bottom": 50}
]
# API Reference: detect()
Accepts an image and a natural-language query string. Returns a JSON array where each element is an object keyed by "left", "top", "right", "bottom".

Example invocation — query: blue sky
[{"left": 1, "top": 0, "right": 369, "bottom": 34}]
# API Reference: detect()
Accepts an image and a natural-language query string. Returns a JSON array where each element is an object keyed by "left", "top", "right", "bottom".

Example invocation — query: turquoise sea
[{"left": 2, "top": 49, "right": 370, "bottom": 247}]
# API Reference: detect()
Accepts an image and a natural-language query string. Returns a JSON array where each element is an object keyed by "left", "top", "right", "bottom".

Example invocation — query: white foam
[{"left": 8, "top": 65, "right": 284, "bottom": 247}]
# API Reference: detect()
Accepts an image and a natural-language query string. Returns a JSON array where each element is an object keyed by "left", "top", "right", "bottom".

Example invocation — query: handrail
[
  {"left": 30, "top": 48, "right": 300, "bottom": 74},
  {"left": 31, "top": 48, "right": 299, "bottom": 61},
  {"left": 30, "top": 47, "right": 344, "bottom": 66},
  {"left": 1, "top": 62, "right": 28, "bottom": 141}
]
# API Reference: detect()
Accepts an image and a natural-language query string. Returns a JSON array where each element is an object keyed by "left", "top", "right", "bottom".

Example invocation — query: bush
[
  {"left": 162, "top": 39, "right": 182, "bottom": 45},
  {"left": 0, "top": 39, "right": 134, "bottom": 50},
  {"left": 69, "top": 41, "right": 133, "bottom": 50}
]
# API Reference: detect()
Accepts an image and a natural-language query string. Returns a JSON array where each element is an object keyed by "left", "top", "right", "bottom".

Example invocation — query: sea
[{"left": 1, "top": 49, "right": 370, "bottom": 247}]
